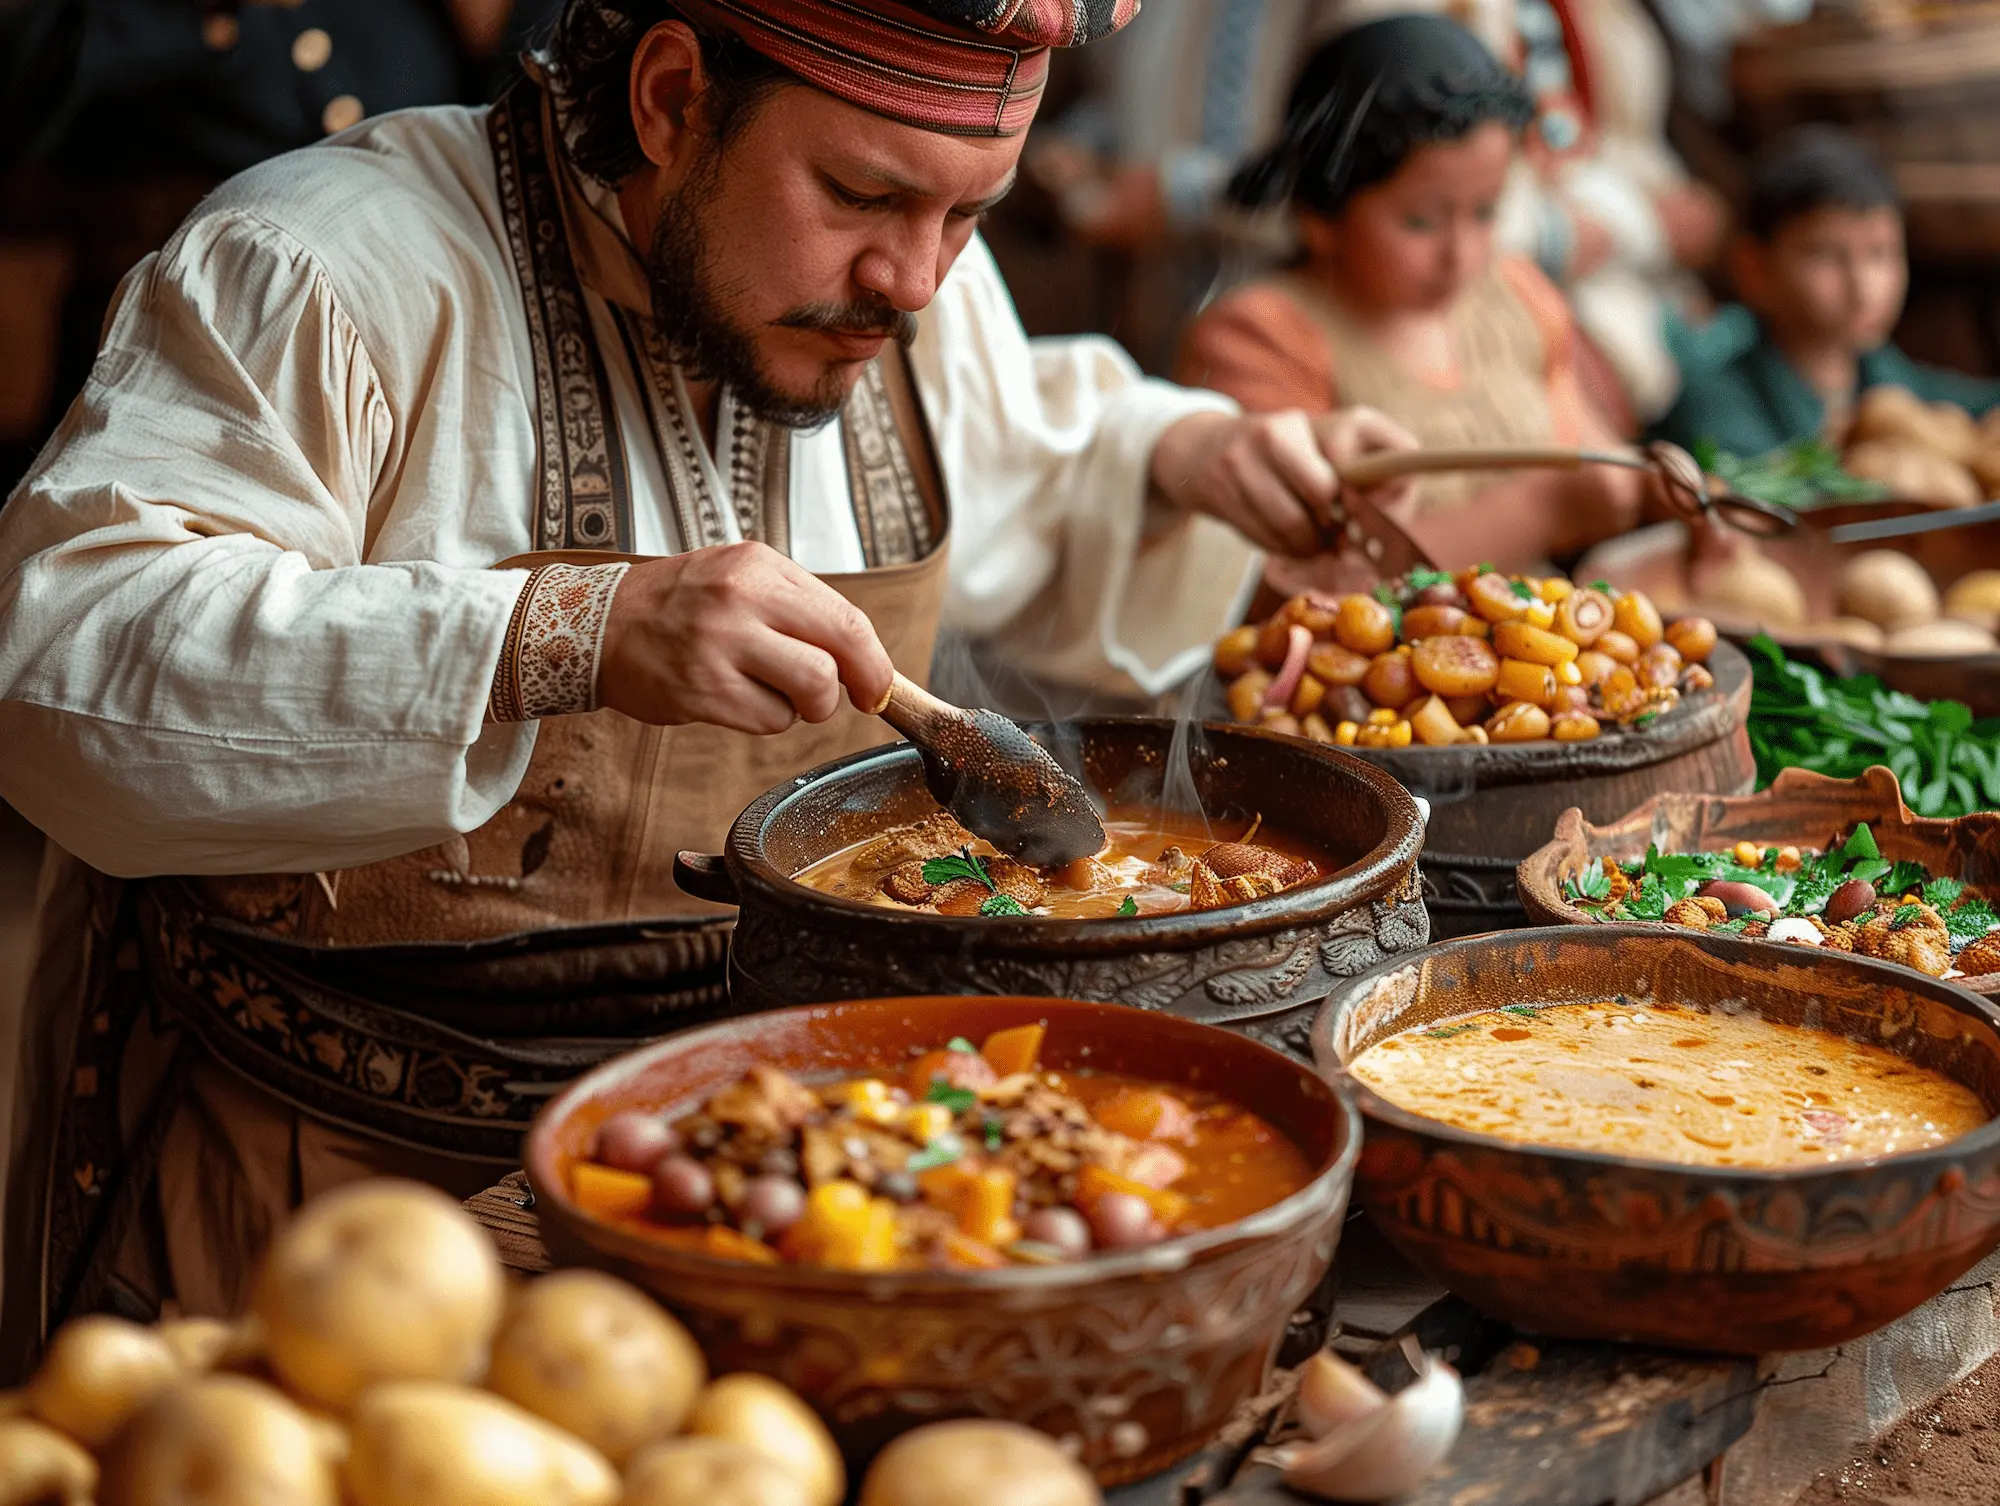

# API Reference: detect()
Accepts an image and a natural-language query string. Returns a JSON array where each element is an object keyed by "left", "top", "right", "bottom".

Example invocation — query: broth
[
  {"left": 794, "top": 805, "right": 1332, "bottom": 920},
  {"left": 1351, "top": 1000, "right": 1989, "bottom": 1168}
]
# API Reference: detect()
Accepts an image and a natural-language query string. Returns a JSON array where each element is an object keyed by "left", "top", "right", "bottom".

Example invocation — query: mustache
[{"left": 775, "top": 300, "right": 918, "bottom": 348}]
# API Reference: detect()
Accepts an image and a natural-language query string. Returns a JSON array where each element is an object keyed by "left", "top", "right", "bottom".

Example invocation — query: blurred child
[
  {"left": 1655, "top": 125, "right": 2000, "bottom": 459},
  {"left": 1177, "top": 15, "right": 1645, "bottom": 574}
]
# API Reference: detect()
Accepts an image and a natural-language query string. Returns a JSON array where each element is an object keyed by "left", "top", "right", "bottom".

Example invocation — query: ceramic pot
[
  {"left": 1313, "top": 926, "right": 2000, "bottom": 1352},
  {"left": 1515, "top": 764, "right": 2000, "bottom": 997},
  {"left": 525, "top": 994, "right": 1361, "bottom": 1485},
  {"left": 673, "top": 719, "right": 1428, "bottom": 1059}
]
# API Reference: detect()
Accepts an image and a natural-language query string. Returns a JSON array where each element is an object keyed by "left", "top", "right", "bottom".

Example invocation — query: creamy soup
[
  {"left": 1351, "top": 1000, "right": 1989, "bottom": 1168},
  {"left": 794, "top": 806, "right": 1331, "bottom": 920}
]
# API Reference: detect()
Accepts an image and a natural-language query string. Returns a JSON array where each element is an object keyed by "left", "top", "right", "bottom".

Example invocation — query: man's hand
[
  {"left": 597, "top": 543, "right": 895, "bottom": 733},
  {"left": 1150, "top": 406, "right": 1420, "bottom": 556}
]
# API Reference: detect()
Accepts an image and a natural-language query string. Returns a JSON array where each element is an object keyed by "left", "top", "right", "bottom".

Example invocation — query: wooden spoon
[{"left": 865, "top": 674, "right": 1106, "bottom": 869}]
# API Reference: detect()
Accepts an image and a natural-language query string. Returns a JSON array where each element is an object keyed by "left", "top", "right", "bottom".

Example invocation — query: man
[
  {"left": 0, "top": 0, "right": 1412, "bottom": 1362},
  {"left": 1657, "top": 125, "right": 2000, "bottom": 461}
]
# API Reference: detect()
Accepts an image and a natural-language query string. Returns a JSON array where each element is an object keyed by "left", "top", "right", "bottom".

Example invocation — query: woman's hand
[
  {"left": 597, "top": 543, "right": 895, "bottom": 733},
  {"left": 1150, "top": 405, "right": 1420, "bottom": 556}
]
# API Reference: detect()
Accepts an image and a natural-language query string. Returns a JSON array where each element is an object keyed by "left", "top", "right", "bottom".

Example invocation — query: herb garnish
[
  {"left": 924, "top": 1081, "right": 977, "bottom": 1114},
  {"left": 1115, "top": 896, "right": 1139, "bottom": 917},
  {"left": 983, "top": 1117, "right": 1004, "bottom": 1152},
  {"left": 1508, "top": 579, "right": 1535, "bottom": 601},
  {"left": 923, "top": 848, "right": 995, "bottom": 889},
  {"left": 1568, "top": 859, "right": 1612, "bottom": 903},
  {"left": 1498, "top": 1005, "right": 1542, "bottom": 1020},
  {"left": 980, "top": 893, "right": 1030, "bottom": 917},
  {"left": 1406, "top": 568, "right": 1455, "bottom": 591},
  {"left": 906, "top": 1134, "right": 964, "bottom": 1172},
  {"left": 1423, "top": 1024, "right": 1479, "bottom": 1039},
  {"left": 1889, "top": 903, "right": 1926, "bottom": 930},
  {"left": 946, "top": 1037, "right": 977, "bottom": 1054}
]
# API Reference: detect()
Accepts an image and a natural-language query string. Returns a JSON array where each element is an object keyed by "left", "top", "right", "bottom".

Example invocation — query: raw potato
[
  {"left": 487, "top": 1270, "right": 705, "bottom": 1465},
  {"left": 100, "top": 1375, "right": 341, "bottom": 1506},
  {"left": 1851, "top": 385, "right": 1980, "bottom": 464},
  {"left": 1690, "top": 551, "right": 1809, "bottom": 631},
  {"left": 1884, "top": 619, "right": 2000, "bottom": 655},
  {"left": 1946, "top": 570, "right": 2000, "bottom": 622},
  {"left": 620, "top": 1438, "right": 811, "bottom": 1506},
  {"left": 27, "top": 1315, "right": 181, "bottom": 1449},
  {"left": 343, "top": 1382, "right": 616, "bottom": 1506},
  {"left": 255, "top": 1180, "right": 505, "bottom": 1410},
  {"left": 685, "top": 1375, "right": 844, "bottom": 1506},
  {"left": 1804, "top": 617, "right": 1886, "bottom": 650},
  {"left": 1843, "top": 438, "right": 1982, "bottom": 507},
  {"left": 157, "top": 1317, "right": 257, "bottom": 1375},
  {"left": 859, "top": 1421, "right": 1102, "bottom": 1506},
  {"left": 1836, "top": 550, "right": 1941, "bottom": 632},
  {"left": 0, "top": 1418, "right": 95, "bottom": 1506}
]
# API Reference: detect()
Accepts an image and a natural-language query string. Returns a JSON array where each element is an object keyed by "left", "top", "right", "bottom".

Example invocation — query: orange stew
[{"left": 568, "top": 1024, "right": 1314, "bottom": 1271}]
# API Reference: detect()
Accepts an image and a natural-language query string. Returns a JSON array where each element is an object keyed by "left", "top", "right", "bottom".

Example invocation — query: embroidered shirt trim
[{"left": 490, "top": 561, "right": 630, "bottom": 722}]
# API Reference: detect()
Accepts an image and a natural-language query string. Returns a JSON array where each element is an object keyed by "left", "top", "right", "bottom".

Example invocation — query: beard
[{"left": 646, "top": 148, "right": 919, "bottom": 430}]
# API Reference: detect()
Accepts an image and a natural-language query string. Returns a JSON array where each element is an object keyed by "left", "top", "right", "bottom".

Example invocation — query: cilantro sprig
[
  {"left": 923, "top": 847, "right": 995, "bottom": 889},
  {"left": 924, "top": 1080, "right": 977, "bottom": 1114}
]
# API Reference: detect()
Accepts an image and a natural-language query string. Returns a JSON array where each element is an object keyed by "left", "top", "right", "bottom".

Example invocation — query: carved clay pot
[
  {"left": 674, "top": 719, "right": 1428, "bottom": 1059},
  {"left": 525, "top": 994, "right": 1360, "bottom": 1485},
  {"left": 1313, "top": 926, "right": 2000, "bottom": 1352},
  {"left": 1516, "top": 765, "right": 2000, "bottom": 998}
]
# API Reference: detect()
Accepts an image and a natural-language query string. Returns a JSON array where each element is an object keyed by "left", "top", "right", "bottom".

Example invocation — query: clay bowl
[
  {"left": 672, "top": 719, "right": 1428, "bottom": 1058},
  {"left": 524, "top": 994, "right": 1360, "bottom": 1485},
  {"left": 1312, "top": 926, "right": 2000, "bottom": 1353},
  {"left": 1516, "top": 765, "right": 2000, "bottom": 998},
  {"left": 1197, "top": 646, "right": 1755, "bottom": 939},
  {"left": 1580, "top": 516, "right": 2000, "bottom": 716}
]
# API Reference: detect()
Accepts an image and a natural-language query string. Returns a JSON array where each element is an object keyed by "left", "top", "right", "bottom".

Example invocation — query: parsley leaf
[
  {"left": 1881, "top": 861, "right": 1932, "bottom": 898},
  {"left": 1509, "top": 579, "right": 1535, "bottom": 600},
  {"left": 1424, "top": 1023, "right": 1480, "bottom": 1038},
  {"left": 1889, "top": 903, "right": 1927, "bottom": 930},
  {"left": 905, "top": 1134, "right": 965, "bottom": 1172},
  {"left": 924, "top": 1081, "right": 977, "bottom": 1113},
  {"left": 983, "top": 1116, "right": 1004, "bottom": 1152},
  {"left": 923, "top": 848, "right": 995, "bottom": 890},
  {"left": 1589, "top": 579, "right": 1612, "bottom": 593},
  {"left": 1831, "top": 823, "right": 1881, "bottom": 869},
  {"left": 1623, "top": 872, "right": 1670, "bottom": 922},
  {"left": 1924, "top": 876, "right": 1968, "bottom": 910},
  {"left": 1407, "top": 568, "right": 1455, "bottom": 591},
  {"left": 979, "top": 893, "right": 1029, "bottom": 917},
  {"left": 1498, "top": 1004, "right": 1542, "bottom": 1019},
  {"left": 1569, "top": 859, "right": 1613, "bottom": 903},
  {"left": 1712, "top": 915, "right": 1754, "bottom": 935},
  {"left": 946, "top": 1037, "right": 978, "bottom": 1054},
  {"left": 1947, "top": 897, "right": 2000, "bottom": 947},
  {"left": 1115, "top": 896, "right": 1139, "bottom": 917}
]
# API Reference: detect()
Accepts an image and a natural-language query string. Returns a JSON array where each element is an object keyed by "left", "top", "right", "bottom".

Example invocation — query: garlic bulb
[{"left": 1276, "top": 1344, "right": 1463, "bottom": 1502}]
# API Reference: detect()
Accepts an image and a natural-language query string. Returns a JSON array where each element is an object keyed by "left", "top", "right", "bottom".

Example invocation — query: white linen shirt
[{"left": 0, "top": 105, "right": 1254, "bottom": 879}]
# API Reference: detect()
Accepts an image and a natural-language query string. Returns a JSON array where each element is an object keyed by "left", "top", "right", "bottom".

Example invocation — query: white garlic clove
[
  {"left": 1766, "top": 917, "right": 1822, "bottom": 946},
  {"left": 1278, "top": 1350, "right": 1463, "bottom": 1502},
  {"left": 1294, "top": 1350, "right": 1388, "bottom": 1439}
]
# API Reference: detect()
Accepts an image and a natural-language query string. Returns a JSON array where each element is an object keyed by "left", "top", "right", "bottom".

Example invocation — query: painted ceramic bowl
[
  {"left": 525, "top": 994, "right": 1360, "bottom": 1485},
  {"left": 1515, "top": 765, "right": 2000, "bottom": 998},
  {"left": 1312, "top": 926, "right": 2000, "bottom": 1352},
  {"left": 673, "top": 719, "right": 1428, "bottom": 1059}
]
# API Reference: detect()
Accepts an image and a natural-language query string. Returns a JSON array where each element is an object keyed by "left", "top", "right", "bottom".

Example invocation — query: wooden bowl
[
  {"left": 1200, "top": 646, "right": 1755, "bottom": 939},
  {"left": 1311, "top": 926, "right": 2000, "bottom": 1352},
  {"left": 525, "top": 994, "right": 1360, "bottom": 1485},
  {"left": 1515, "top": 765, "right": 2000, "bottom": 998},
  {"left": 673, "top": 719, "right": 1429, "bottom": 1058}
]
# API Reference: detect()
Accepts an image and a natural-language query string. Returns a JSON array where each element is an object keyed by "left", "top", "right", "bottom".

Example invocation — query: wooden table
[{"left": 467, "top": 1177, "right": 2000, "bottom": 1505}]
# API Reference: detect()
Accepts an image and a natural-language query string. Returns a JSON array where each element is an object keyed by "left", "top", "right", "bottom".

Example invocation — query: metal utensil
[
  {"left": 1825, "top": 500, "right": 2000, "bottom": 544},
  {"left": 866, "top": 673, "right": 1106, "bottom": 868}
]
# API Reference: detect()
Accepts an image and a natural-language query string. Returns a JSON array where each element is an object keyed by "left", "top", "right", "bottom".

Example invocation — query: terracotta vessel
[
  {"left": 1313, "top": 926, "right": 2000, "bottom": 1352},
  {"left": 1516, "top": 765, "right": 2000, "bottom": 998},
  {"left": 1209, "top": 643, "right": 1755, "bottom": 938},
  {"left": 525, "top": 994, "right": 1360, "bottom": 1485},
  {"left": 673, "top": 719, "right": 1428, "bottom": 1059}
]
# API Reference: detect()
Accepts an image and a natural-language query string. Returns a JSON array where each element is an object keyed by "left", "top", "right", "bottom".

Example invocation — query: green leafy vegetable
[
  {"left": 1567, "top": 860, "right": 1613, "bottom": 903},
  {"left": 1423, "top": 1024, "right": 1479, "bottom": 1039},
  {"left": 1881, "top": 861, "right": 1931, "bottom": 898},
  {"left": 905, "top": 1134, "right": 965, "bottom": 1172},
  {"left": 1623, "top": 872, "right": 1670, "bottom": 922},
  {"left": 979, "top": 893, "right": 1030, "bottom": 917},
  {"left": 1406, "top": 568, "right": 1455, "bottom": 591},
  {"left": 1115, "top": 896, "right": 1139, "bottom": 917},
  {"left": 924, "top": 1081, "right": 977, "bottom": 1113},
  {"left": 1712, "top": 915, "right": 1755, "bottom": 934},
  {"left": 1692, "top": 438, "right": 1888, "bottom": 512},
  {"left": 946, "top": 1036, "right": 978, "bottom": 1053},
  {"left": 1509, "top": 579, "right": 1535, "bottom": 601},
  {"left": 1589, "top": 579, "right": 1612, "bottom": 593},
  {"left": 1889, "top": 903, "right": 1927, "bottom": 930},
  {"left": 1831, "top": 823, "right": 1881, "bottom": 867},
  {"left": 1498, "top": 1004, "right": 1542, "bottom": 1019},
  {"left": 1948, "top": 897, "right": 2000, "bottom": 947},
  {"left": 923, "top": 848, "right": 995, "bottom": 889},
  {"left": 1924, "top": 876, "right": 1968, "bottom": 910},
  {"left": 983, "top": 1117, "right": 1004, "bottom": 1151},
  {"left": 1747, "top": 638, "right": 2000, "bottom": 819}
]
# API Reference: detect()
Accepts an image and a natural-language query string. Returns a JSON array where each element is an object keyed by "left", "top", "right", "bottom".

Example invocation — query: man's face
[
  {"left": 644, "top": 81, "right": 1023, "bottom": 426},
  {"left": 1740, "top": 206, "right": 1908, "bottom": 353}
]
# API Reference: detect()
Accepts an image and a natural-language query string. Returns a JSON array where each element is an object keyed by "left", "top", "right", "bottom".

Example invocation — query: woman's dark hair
[
  {"left": 534, "top": 0, "right": 795, "bottom": 186},
  {"left": 1744, "top": 126, "right": 1899, "bottom": 241},
  {"left": 1229, "top": 14, "right": 1532, "bottom": 216}
]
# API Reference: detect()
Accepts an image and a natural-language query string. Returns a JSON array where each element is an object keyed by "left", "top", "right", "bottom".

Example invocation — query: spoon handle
[{"left": 869, "top": 672, "right": 962, "bottom": 744}]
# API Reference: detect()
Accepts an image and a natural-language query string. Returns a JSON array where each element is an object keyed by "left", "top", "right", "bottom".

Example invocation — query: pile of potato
[
  {"left": 1842, "top": 385, "right": 2000, "bottom": 508},
  {"left": 0, "top": 1179, "right": 1101, "bottom": 1506}
]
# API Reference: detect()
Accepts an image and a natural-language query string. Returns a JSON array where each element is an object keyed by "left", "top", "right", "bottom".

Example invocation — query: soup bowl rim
[
  {"left": 712, "top": 718, "right": 1427, "bottom": 947},
  {"left": 1310, "top": 924, "right": 2000, "bottom": 1184},
  {"left": 526, "top": 993, "right": 1364, "bottom": 1294}
]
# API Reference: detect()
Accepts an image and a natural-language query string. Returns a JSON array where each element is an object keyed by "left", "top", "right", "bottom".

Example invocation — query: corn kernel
[
  {"left": 1524, "top": 599, "right": 1557, "bottom": 629},
  {"left": 1555, "top": 660, "right": 1583, "bottom": 686},
  {"left": 810, "top": 1180, "right": 870, "bottom": 1217},
  {"left": 1334, "top": 720, "right": 1359, "bottom": 746},
  {"left": 1732, "top": 841, "right": 1764, "bottom": 869},
  {"left": 1385, "top": 719, "right": 1413, "bottom": 748},
  {"left": 1367, "top": 708, "right": 1398, "bottom": 725},
  {"left": 837, "top": 1079, "right": 901, "bottom": 1125},
  {"left": 1537, "top": 577, "right": 1574, "bottom": 602},
  {"left": 903, "top": 1103, "right": 953, "bottom": 1141}
]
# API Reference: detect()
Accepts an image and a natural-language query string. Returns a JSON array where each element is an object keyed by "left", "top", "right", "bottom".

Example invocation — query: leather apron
[{"left": 11, "top": 77, "right": 952, "bottom": 1346}]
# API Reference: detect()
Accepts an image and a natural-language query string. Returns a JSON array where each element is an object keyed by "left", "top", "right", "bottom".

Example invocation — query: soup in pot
[
  {"left": 793, "top": 806, "right": 1331, "bottom": 920},
  {"left": 1351, "top": 999, "right": 1989, "bottom": 1168}
]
